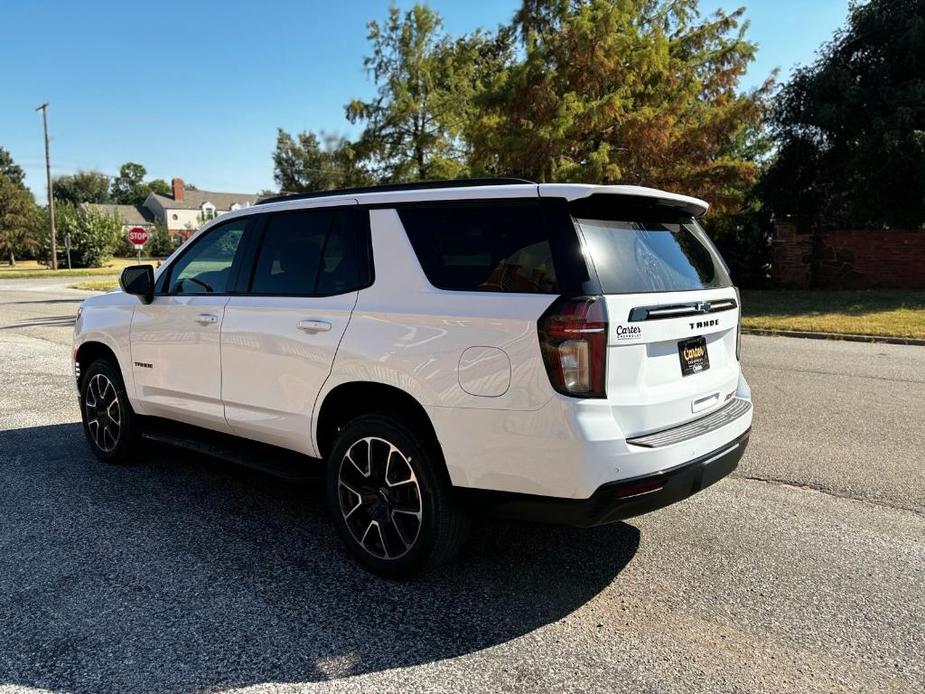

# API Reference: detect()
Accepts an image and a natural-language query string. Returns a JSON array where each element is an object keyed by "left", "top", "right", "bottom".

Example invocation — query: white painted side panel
[
  {"left": 458, "top": 347, "right": 511, "bottom": 397},
  {"left": 221, "top": 293, "right": 356, "bottom": 454},
  {"left": 320, "top": 209, "right": 556, "bottom": 425},
  {"left": 73, "top": 292, "right": 138, "bottom": 398},
  {"left": 129, "top": 295, "right": 231, "bottom": 432}
]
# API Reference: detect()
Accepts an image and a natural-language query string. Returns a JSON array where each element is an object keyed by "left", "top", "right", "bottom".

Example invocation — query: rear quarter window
[{"left": 398, "top": 201, "right": 565, "bottom": 294}]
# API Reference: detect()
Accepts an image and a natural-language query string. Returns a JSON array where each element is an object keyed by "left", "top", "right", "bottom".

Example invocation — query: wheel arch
[
  {"left": 314, "top": 381, "right": 445, "bottom": 469},
  {"left": 74, "top": 340, "right": 122, "bottom": 391}
]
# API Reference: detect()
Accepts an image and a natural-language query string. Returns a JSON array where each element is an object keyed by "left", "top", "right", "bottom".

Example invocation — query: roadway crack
[
  {"left": 747, "top": 363, "right": 925, "bottom": 385},
  {"left": 733, "top": 472, "right": 925, "bottom": 516}
]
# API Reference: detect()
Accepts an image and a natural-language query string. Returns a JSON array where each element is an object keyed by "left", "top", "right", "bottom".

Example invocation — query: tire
[
  {"left": 326, "top": 413, "right": 469, "bottom": 577},
  {"left": 79, "top": 358, "right": 139, "bottom": 464}
]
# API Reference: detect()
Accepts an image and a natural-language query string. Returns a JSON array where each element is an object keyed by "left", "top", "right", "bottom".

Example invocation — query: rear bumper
[
  {"left": 431, "top": 373, "right": 754, "bottom": 499},
  {"left": 460, "top": 430, "right": 749, "bottom": 527}
]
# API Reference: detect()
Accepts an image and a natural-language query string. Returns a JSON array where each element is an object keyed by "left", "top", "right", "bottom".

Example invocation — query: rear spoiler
[{"left": 538, "top": 184, "right": 709, "bottom": 217}]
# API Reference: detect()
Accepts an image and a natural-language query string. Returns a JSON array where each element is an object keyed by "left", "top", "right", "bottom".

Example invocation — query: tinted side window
[
  {"left": 398, "top": 202, "right": 560, "bottom": 293},
  {"left": 249, "top": 208, "right": 365, "bottom": 296},
  {"left": 315, "top": 211, "right": 361, "bottom": 295},
  {"left": 251, "top": 209, "right": 333, "bottom": 295},
  {"left": 167, "top": 219, "right": 247, "bottom": 295}
]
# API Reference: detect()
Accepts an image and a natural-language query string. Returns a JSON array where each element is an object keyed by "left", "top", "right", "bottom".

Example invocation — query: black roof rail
[{"left": 255, "top": 177, "right": 536, "bottom": 206}]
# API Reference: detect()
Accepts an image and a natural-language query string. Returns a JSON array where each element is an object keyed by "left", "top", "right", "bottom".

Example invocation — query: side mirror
[{"left": 119, "top": 265, "right": 155, "bottom": 304}]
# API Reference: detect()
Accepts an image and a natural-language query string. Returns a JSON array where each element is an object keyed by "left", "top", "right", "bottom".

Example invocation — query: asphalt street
[{"left": 0, "top": 277, "right": 922, "bottom": 694}]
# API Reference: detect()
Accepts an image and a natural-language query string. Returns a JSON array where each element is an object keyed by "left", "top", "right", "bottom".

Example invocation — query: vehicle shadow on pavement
[
  {"left": 0, "top": 314, "right": 77, "bottom": 330},
  {"left": 9, "top": 298, "right": 87, "bottom": 305},
  {"left": 0, "top": 423, "right": 640, "bottom": 694}
]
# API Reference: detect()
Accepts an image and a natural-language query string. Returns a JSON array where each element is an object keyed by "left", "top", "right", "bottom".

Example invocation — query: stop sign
[{"left": 128, "top": 227, "right": 149, "bottom": 246}]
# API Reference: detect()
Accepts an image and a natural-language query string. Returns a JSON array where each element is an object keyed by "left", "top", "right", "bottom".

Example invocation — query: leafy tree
[
  {"left": 110, "top": 162, "right": 155, "bottom": 204},
  {"left": 109, "top": 162, "right": 173, "bottom": 205},
  {"left": 0, "top": 174, "right": 37, "bottom": 265},
  {"left": 273, "top": 129, "right": 372, "bottom": 192},
  {"left": 110, "top": 162, "right": 147, "bottom": 203},
  {"left": 54, "top": 203, "right": 122, "bottom": 268},
  {"left": 469, "top": 0, "right": 770, "bottom": 213},
  {"left": 148, "top": 179, "right": 171, "bottom": 197},
  {"left": 761, "top": 0, "right": 925, "bottom": 229},
  {"left": 702, "top": 199, "right": 773, "bottom": 288},
  {"left": 345, "top": 5, "right": 482, "bottom": 181},
  {"left": 144, "top": 221, "right": 175, "bottom": 257},
  {"left": 53, "top": 171, "right": 111, "bottom": 205},
  {"left": 0, "top": 147, "right": 26, "bottom": 187}
]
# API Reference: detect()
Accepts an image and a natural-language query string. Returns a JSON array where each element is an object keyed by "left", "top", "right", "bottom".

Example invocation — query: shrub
[
  {"left": 702, "top": 206, "right": 774, "bottom": 290},
  {"left": 144, "top": 222, "right": 175, "bottom": 258},
  {"left": 113, "top": 231, "right": 137, "bottom": 257},
  {"left": 53, "top": 203, "right": 122, "bottom": 268}
]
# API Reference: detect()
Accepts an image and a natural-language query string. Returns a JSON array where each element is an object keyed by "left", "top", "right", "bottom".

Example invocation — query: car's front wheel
[
  {"left": 326, "top": 413, "right": 469, "bottom": 577},
  {"left": 79, "top": 358, "right": 138, "bottom": 463}
]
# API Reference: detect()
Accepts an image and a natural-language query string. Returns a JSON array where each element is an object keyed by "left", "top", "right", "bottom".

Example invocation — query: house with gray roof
[
  {"left": 145, "top": 179, "right": 259, "bottom": 241},
  {"left": 85, "top": 178, "right": 259, "bottom": 244},
  {"left": 83, "top": 203, "right": 156, "bottom": 231}
]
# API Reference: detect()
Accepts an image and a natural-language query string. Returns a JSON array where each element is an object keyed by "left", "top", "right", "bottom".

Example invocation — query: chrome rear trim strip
[
  {"left": 628, "top": 297, "right": 738, "bottom": 322},
  {"left": 626, "top": 398, "right": 752, "bottom": 448}
]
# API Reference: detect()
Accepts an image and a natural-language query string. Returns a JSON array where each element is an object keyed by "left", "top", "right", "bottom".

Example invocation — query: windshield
[{"left": 576, "top": 217, "right": 732, "bottom": 294}]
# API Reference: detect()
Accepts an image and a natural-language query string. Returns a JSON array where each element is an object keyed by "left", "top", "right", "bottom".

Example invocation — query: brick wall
[
  {"left": 168, "top": 229, "right": 195, "bottom": 244},
  {"left": 772, "top": 225, "right": 925, "bottom": 289},
  {"left": 771, "top": 224, "right": 814, "bottom": 288}
]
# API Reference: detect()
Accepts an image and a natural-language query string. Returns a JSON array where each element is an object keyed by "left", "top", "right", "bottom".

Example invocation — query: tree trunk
[
  {"left": 7, "top": 250, "right": 14, "bottom": 267},
  {"left": 417, "top": 146, "right": 426, "bottom": 180},
  {"left": 413, "top": 112, "right": 426, "bottom": 180}
]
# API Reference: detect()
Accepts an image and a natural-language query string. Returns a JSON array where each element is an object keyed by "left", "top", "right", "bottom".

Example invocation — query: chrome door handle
[
  {"left": 194, "top": 313, "right": 218, "bottom": 325},
  {"left": 298, "top": 319, "right": 332, "bottom": 333}
]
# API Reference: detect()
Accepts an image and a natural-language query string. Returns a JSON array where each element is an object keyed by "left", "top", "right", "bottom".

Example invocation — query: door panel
[
  {"left": 221, "top": 293, "right": 357, "bottom": 453},
  {"left": 130, "top": 296, "right": 231, "bottom": 430},
  {"left": 129, "top": 216, "right": 251, "bottom": 432},
  {"left": 219, "top": 204, "right": 366, "bottom": 455}
]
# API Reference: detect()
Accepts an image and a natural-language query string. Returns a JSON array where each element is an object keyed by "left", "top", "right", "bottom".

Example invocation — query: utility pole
[{"left": 35, "top": 103, "right": 58, "bottom": 270}]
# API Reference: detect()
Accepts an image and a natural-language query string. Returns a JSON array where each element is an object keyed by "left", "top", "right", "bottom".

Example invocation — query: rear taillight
[
  {"left": 538, "top": 295, "right": 608, "bottom": 398},
  {"left": 734, "top": 287, "right": 742, "bottom": 361}
]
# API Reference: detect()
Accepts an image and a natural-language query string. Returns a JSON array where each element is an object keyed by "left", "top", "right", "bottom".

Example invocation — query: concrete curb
[{"left": 742, "top": 327, "right": 925, "bottom": 347}]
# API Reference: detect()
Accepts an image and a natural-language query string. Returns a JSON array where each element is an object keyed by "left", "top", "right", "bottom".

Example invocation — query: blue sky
[{"left": 1, "top": 1, "right": 849, "bottom": 200}]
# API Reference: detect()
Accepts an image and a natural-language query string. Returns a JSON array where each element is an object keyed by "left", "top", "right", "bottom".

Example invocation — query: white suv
[{"left": 73, "top": 180, "right": 752, "bottom": 576}]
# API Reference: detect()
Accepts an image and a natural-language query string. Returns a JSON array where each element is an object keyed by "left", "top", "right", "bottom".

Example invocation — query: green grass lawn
[
  {"left": 69, "top": 259, "right": 225, "bottom": 293},
  {"left": 0, "top": 257, "right": 159, "bottom": 280},
  {"left": 71, "top": 279, "right": 120, "bottom": 292},
  {"left": 742, "top": 290, "right": 925, "bottom": 339}
]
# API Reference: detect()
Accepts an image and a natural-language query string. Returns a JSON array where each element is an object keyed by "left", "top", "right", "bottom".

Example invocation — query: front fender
[{"left": 74, "top": 296, "right": 136, "bottom": 401}]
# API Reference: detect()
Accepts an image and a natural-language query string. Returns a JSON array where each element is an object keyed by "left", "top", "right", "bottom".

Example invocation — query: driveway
[{"left": 0, "top": 282, "right": 922, "bottom": 694}]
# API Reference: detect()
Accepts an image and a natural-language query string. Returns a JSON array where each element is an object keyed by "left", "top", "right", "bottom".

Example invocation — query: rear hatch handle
[{"left": 692, "top": 392, "right": 720, "bottom": 414}]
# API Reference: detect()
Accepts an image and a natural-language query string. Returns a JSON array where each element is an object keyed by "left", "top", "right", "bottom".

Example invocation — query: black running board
[{"left": 140, "top": 417, "right": 324, "bottom": 482}]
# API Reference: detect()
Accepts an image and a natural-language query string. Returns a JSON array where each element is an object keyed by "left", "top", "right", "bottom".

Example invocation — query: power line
[{"left": 16, "top": 162, "right": 123, "bottom": 179}]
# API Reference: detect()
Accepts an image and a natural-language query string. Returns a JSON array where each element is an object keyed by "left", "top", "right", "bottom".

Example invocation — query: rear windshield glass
[{"left": 576, "top": 218, "right": 732, "bottom": 293}]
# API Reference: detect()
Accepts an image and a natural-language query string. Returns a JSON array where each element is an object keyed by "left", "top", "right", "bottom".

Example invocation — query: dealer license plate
[{"left": 678, "top": 336, "right": 710, "bottom": 376}]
